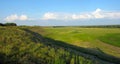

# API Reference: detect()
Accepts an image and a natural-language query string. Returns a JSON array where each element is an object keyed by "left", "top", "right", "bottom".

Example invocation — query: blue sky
[{"left": 0, "top": 0, "right": 120, "bottom": 26}]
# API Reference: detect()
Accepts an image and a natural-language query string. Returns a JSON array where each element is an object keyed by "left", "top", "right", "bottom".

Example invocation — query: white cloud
[
  {"left": 42, "top": 12, "right": 93, "bottom": 20},
  {"left": 104, "top": 12, "right": 120, "bottom": 19},
  {"left": 4, "top": 8, "right": 120, "bottom": 22},
  {"left": 4, "top": 14, "right": 28, "bottom": 22},
  {"left": 42, "top": 12, "right": 58, "bottom": 20},
  {"left": 41, "top": 8, "right": 120, "bottom": 20},
  {"left": 4, "top": 14, "right": 18, "bottom": 22},
  {"left": 72, "top": 14, "right": 92, "bottom": 19},
  {"left": 92, "top": 8, "right": 104, "bottom": 18},
  {"left": 19, "top": 15, "right": 28, "bottom": 20}
]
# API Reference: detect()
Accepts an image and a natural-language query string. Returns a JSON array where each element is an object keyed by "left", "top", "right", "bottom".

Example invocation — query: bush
[
  {"left": 0, "top": 23, "right": 4, "bottom": 26},
  {"left": 0, "top": 23, "right": 17, "bottom": 26},
  {"left": 4, "top": 23, "right": 17, "bottom": 26}
]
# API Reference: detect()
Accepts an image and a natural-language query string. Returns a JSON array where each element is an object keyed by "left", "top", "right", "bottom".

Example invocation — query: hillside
[{"left": 0, "top": 26, "right": 120, "bottom": 64}]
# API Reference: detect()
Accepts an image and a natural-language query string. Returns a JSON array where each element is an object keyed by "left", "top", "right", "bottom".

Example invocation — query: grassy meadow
[
  {"left": 44, "top": 27, "right": 120, "bottom": 57},
  {"left": 0, "top": 26, "right": 120, "bottom": 64}
]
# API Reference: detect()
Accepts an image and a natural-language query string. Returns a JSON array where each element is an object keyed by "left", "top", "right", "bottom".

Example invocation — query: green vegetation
[
  {"left": 0, "top": 23, "right": 17, "bottom": 26},
  {"left": 44, "top": 27, "right": 120, "bottom": 46},
  {"left": 43, "top": 27, "right": 120, "bottom": 57},
  {"left": 0, "top": 26, "right": 120, "bottom": 64},
  {"left": 52, "top": 25, "right": 120, "bottom": 28},
  {"left": 0, "top": 27, "right": 97, "bottom": 64},
  {"left": 100, "top": 33, "right": 120, "bottom": 47}
]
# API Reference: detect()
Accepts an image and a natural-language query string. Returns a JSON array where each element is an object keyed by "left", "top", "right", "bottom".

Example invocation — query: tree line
[
  {"left": 52, "top": 25, "right": 120, "bottom": 28},
  {"left": 0, "top": 23, "right": 17, "bottom": 26}
]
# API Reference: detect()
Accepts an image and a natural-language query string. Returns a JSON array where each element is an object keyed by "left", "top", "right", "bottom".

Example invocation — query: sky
[{"left": 0, "top": 0, "right": 120, "bottom": 26}]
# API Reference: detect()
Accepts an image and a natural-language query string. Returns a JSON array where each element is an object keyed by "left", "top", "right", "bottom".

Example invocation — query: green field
[
  {"left": 0, "top": 26, "right": 120, "bottom": 64},
  {"left": 43, "top": 27, "right": 120, "bottom": 57}
]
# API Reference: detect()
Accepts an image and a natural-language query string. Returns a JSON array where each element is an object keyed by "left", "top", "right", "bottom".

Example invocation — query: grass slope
[
  {"left": 0, "top": 26, "right": 120, "bottom": 64},
  {"left": 0, "top": 26, "right": 104, "bottom": 64}
]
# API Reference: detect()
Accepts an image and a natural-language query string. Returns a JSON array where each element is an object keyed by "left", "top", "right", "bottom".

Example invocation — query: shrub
[
  {"left": 4, "top": 23, "right": 17, "bottom": 26},
  {"left": 0, "top": 23, "right": 4, "bottom": 26}
]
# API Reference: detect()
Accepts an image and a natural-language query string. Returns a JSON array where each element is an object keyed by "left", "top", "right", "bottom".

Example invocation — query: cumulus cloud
[
  {"left": 4, "top": 14, "right": 18, "bottom": 22},
  {"left": 19, "top": 15, "right": 28, "bottom": 20},
  {"left": 42, "top": 12, "right": 58, "bottom": 20},
  {"left": 4, "top": 14, "right": 28, "bottom": 22},
  {"left": 71, "top": 14, "right": 92, "bottom": 20},
  {"left": 92, "top": 8, "right": 104, "bottom": 18},
  {"left": 71, "top": 8, "right": 105, "bottom": 19},
  {"left": 41, "top": 8, "right": 120, "bottom": 20},
  {"left": 4, "top": 8, "right": 120, "bottom": 22},
  {"left": 104, "top": 12, "right": 120, "bottom": 19}
]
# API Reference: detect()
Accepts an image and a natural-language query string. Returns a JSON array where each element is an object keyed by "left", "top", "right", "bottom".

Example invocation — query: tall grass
[{"left": 0, "top": 27, "right": 94, "bottom": 64}]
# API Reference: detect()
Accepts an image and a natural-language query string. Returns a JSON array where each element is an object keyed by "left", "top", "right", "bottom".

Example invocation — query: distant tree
[
  {"left": 0, "top": 23, "right": 4, "bottom": 26},
  {"left": 4, "top": 23, "right": 17, "bottom": 26}
]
